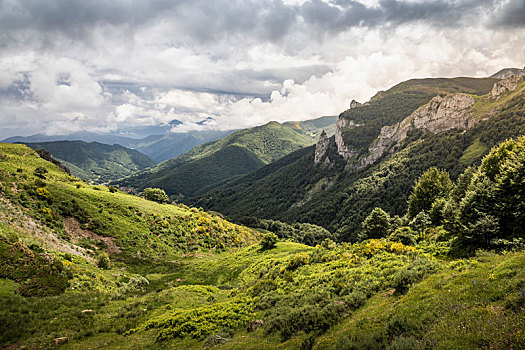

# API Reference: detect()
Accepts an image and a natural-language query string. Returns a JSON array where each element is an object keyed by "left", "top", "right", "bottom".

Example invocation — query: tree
[
  {"left": 360, "top": 207, "right": 391, "bottom": 240},
  {"left": 407, "top": 167, "right": 453, "bottom": 218},
  {"left": 143, "top": 187, "right": 169, "bottom": 203}
]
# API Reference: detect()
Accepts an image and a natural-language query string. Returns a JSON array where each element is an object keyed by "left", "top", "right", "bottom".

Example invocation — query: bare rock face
[
  {"left": 490, "top": 74, "right": 525, "bottom": 98},
  {"left": 314, "top": 130, "right": 330, "bottom": 164},
  {"left": 349, "top": 99, "right": 362, "bottom": 109},
  {"left": 361, "top": 93, "right": 475, "bottom": 167},
  {"left": 335, "top": 118, "right": 359, "bottom": 160}
]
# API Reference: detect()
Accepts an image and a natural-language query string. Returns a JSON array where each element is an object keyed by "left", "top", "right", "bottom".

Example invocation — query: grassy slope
[
  {"left": 24, "top": 140, "right": 156, "bottom": 184},
  {"left": 3, "top": 239, "right": 519, "bottom": 350},
  {"left": 0, "top": 143, "right": 259, "bottom": 261},
  {"left": 114, "top": 121, "right": 320, "bottom": 196},
  {"left": 0, "top": 143, "right": 523, "bottom": 349}
]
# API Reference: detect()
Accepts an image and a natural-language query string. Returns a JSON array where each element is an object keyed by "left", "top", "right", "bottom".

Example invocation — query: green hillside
[
  {"left": 23, "top": 141, "right": 157, "bottom": 184},
  {"left": 1, "top": 135, "right": 525, "bottom": 348},
  {"left": 190, "top": 77, "right": 522, "bottom": 238},
  {"left": 132, "top": 129, "right": 235, "bottom": 162},
  {"left": 282, "top": 115, "right": 338, "bottom": 138},
  {"left": 2, "top": 72, "right": 525, "bottom": 349},
  {"left": 114, "top": 121, "right": 322, "bottom": 197}
]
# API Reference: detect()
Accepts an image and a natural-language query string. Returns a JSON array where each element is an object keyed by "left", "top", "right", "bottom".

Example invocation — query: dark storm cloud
[
  {"left": 0, "top": 0, "right": 513, "bottom": 47},
  {"left": 492, "top": 0, "right": 525, "bottom": 27},
  {"left": 299, "top": 0, "right": 500, "bottom": 33}
]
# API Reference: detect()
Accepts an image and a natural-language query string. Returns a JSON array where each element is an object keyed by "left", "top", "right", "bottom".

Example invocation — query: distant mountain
[
  {"left": 490, "top": 67, "right": 525, "bottom": 79},
  {"left": 2, "top": 127, "right": 236, "bottom": 163},
  {"left": 282, "top": 115, "right": 338, "bottom": 138},
  {"left": 132, "top": 129, "right": 236, "bottom": 162},
  {"left": 3, "top": 132, "right": 138, "bottom": 148},
  {"left": 23, "top": 140, "right": 156, "bottom": 184},
  {"left": 190, "top": 75, "right": 523, "bottom": 240},
  {"left": 113, "top": 120, "right": 327, "bottom": 196}
]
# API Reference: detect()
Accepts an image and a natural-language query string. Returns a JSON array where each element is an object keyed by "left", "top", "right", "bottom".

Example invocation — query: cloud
[{"left": 0, "top": 0, "right": 524, "bottom": 138}]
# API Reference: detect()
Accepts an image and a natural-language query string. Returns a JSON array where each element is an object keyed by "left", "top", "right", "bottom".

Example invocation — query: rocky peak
[
  {"left": 314, "top": 130, "right": 330, "bottom": 164},
  {"left": 490, "top": 74, "right": 525, "bottom": 98},
  {"left": 361, "top": 93, "right": 475, "bottom": 167},
  {"left": 349, "top": 99, "right": 362, "bottom": 109}
]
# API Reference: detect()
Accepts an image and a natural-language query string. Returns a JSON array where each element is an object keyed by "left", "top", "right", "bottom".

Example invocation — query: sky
[{"left": 0, "top": 0, "right": 524, "bottom": 138}]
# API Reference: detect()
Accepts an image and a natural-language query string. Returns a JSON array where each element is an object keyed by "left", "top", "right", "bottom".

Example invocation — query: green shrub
[
  {"left": 260, "top": 233, "right": 278, "bottom": 250},
  {"left": 286, "top": 253, "right": 310, "bottom": 271},
  {"left": 388, "top": 227, "right": 416, "bottom": 246},
  {"left": 108, "top": 185, "right": 117, "bottom": 193},
  {"left": 96, "top": 252, "right": 110, "bottom": 270},
  {"left": 360, "top": 207, "right": 391, "bottom": 240},
  {"left": 33, "top": 166, "right": 48, "bottom": 179},
  {"left": 118, "top": 276, "right": 149, "bottom": 294},
  {"left": 142, "top": 188, "right": 169, "bottom": 203}
]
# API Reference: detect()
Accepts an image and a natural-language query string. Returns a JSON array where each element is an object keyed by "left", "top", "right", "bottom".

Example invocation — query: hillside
[
  {"left": 3, "top": 129, "right": 235, "bottom": 164},
  {"left": 191, "top": 76, "right": 524, "bottom": 239},
  {"left": 2, "top": 75, "right": 525, "bottom": 349},
  {"left": 23, "top": 141, "right": 157, "bottom": 184},
  {"left": 1, "top": 134, "right": 524, "bottom": 348},
  {"left": 132, "top": 129, "right": 235, "bottom": 162},
  {"left": 114, "top": 121, "right": 324, "bottom": 197}
]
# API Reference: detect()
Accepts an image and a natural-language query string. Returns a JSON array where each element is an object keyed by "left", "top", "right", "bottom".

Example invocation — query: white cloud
[{"left": 0, "top": 0, "right": 524, "bottom": 138}]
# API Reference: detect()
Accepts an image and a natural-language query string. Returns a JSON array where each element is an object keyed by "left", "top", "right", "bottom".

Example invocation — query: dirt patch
[
  {"left": 0, "top": 197, "right": 91, "bottom": 260},
  {"left": 63, "top": 217, "right": 122, "bottom": 254}
]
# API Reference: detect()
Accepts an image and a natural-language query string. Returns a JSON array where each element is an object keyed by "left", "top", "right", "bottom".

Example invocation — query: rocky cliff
[
  {"left": 314, "top": 74, "right": 525, "bottom": 171},
  {"left": 490, "top": 74, "right": 525, "bottom": 98},
  {"left": 361, "top": 93, "right": 475, "bottom": 166},
  {"left": 314, "top": 130, "right": 330, "bottom": 165}
]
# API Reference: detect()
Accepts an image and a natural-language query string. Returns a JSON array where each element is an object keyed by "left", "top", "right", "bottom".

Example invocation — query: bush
[
  {"left": 260, "top": 233, "right": 278, "bottom": 250},
  {"left": 33, "top": 166, "right": 48, "bottom": 179},
  {"left": 286, "top": 253, "right": 310, "bottom": 271},
  {"left": 119, "top": 276, "right": 149, "bottom": 294},
  {"left": 388, "top": 227, "right": 416, "bottom": 246},
  {"left": 142, "top": 188, "right": 169, "bottom": 203},
  {"left": 96, "top": 252, "right": 110, "bottom": 270},
  {"left": 108, "top": 185, "right": 117, "bottom": 193}
]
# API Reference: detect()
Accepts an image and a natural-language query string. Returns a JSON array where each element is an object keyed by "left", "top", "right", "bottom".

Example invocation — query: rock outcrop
[
  {"left": 335, "top": 118, "right": 360, "bottom": 160},
  {"left": 490, "top": 74, "right": 525, "bottom": 98},
  {"left": 361, "top": 93, "right": 475, "bottom": 167},
  {"left": 349, "top": 99, "right": 362, "bottom": 109},
  {"left": 314, "top": 130, "right": 330, "bottom": 164}
]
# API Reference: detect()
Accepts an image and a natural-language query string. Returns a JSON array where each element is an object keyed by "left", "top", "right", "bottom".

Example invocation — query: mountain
[
  {"left": 282, "top": 115, "right": 338, "bottom": 138},
  {"left": 2, "top": 125, "right": 236, "bottom": 163},
  {"left": 490, "top": 66, "right": 525, "bottom": 79},
  {"left": 191, "top": 75, "right": 525, "bottom": 240},
  {"left": 2, "top": 71, "right": 525, "bottom": 350},
  {"left": 3, "top": 131, "right": 138, "bottom": 148},
  {"left": 131, "top": 129, "right": 235, "bottom": 162},
  {"left": 2, "top": 135, "right": 525, "bottom": 349},
  {"left": 22, "top": 140, "right": 156, "bottom": 184},
  {"left": 113, "top": 120, "right": 329, "bottom": 197}
]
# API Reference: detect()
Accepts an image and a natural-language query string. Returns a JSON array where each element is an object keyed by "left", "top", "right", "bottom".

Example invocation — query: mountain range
[
  {"left": 2, "top": 68, "right": 525, "bottom": 349},
  {"left": 113, "top": 116, "right": 337, "bottom": 197}
]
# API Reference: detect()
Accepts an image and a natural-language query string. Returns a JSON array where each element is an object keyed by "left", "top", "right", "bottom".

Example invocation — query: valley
[{"left": 1, "top": 71, "right": 525, "bottom": 350}]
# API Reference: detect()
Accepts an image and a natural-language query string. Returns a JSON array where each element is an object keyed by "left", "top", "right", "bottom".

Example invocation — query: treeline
[
  {"left": 358, "top": 135, "right": 525, "bottom": 255},
  {"left": 236, "top": 216, "right": 336, "bottom": 246}
]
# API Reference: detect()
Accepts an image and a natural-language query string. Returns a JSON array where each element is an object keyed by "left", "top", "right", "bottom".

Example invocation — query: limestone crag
[
  {"left": 314, "top": 130, "right": 330, "bottom": 164},
  {"left": 335, "top": 118, "right": 359, "bottom": 160},
  {"left": 361, "top": 93, "right": 475, "bottom": 167},
  {"left": 349, "top": 99, "right": 362, "bottom": 109},
  {"left": 490, "top": 74, "right": 525, "bottom": 98}
]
